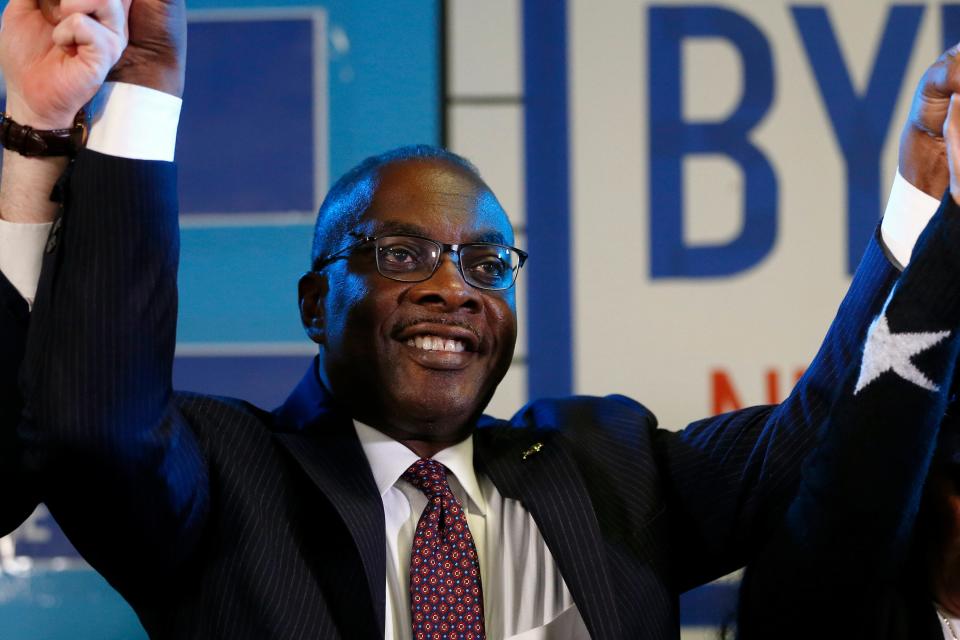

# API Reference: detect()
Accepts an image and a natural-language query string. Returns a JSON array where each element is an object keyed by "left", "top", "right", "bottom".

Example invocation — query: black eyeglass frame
[{"left": 312, "top": 233, "right": 529, "bottom": 291}]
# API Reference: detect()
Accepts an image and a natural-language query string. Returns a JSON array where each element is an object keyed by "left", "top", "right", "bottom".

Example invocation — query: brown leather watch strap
[{"left": 0, "top": 111, "right": 87, "bottom": 157}]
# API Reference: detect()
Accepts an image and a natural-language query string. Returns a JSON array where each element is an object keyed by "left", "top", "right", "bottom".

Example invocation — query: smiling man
[
  {"left": 301, "top": 153, "right": 521, "bottom": 458},
  {"left": 3, "top": 1, "right": 960, "bottom": 639}
]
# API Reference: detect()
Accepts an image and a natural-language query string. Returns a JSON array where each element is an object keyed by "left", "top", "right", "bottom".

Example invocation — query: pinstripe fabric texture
[
  {"left": 0, "top": 271, "right": 39, "bottom": 535},
  {"left": 737, "top": 193, "right": 960, "bottom": 640},
  {"left": 11, "top": 151, "right": 900, "bottom": 639}
]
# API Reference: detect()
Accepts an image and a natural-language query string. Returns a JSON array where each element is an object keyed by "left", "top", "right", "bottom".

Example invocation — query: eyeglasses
[{"left": 313, "top": 233, "right": 528, "bottom": 291}]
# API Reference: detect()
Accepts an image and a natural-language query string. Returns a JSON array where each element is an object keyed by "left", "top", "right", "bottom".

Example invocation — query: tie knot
[{"left": 402, "top": 458, "right": 451, "bottom": 498}]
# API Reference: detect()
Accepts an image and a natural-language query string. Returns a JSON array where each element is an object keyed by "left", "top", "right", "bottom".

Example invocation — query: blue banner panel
[
  {"left": 523, "top": 0, "right": 573, "bottom": 399},
  {"left": 177, "top": 224, "right": 315, "bottom": 343},
  {"left": 178, "top": 18, "right": 317, "bottom": 214},
  {"left": 181, "top": 0, "right": 440, "bottom": 178}
]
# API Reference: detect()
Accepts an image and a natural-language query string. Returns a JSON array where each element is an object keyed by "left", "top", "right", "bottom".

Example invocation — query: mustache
[{"left": 392, "top": 315, "right": 481, "bottom": 342}]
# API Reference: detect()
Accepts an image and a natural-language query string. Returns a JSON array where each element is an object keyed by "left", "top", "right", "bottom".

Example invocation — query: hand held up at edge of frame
[
  {"left": 106, "top": 0, "right": 186, "bottom": 98},
  {"left": 0, "top": 0, "right": 131, "bottom": 129},
  {"left": 944, "top": 92, "right": 960, "bottom": 206},
  {"left": 898, "top": 45, "right": 960, "bottom": 199}
]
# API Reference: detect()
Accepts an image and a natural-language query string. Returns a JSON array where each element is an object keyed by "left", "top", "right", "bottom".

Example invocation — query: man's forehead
[
  {"left": 366, "top": 219, "right": 511, "bottom": 244},
  {"left": 360, "top": 160, "right": 514, "bottom": 241},
  {"left": 372, "top": 159, "right": 483, "bottom": 205}
]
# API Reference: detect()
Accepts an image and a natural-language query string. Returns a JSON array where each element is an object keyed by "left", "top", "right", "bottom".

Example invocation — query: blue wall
[{"left": 187, "top": 0, "right": 439, "bottom": 180}]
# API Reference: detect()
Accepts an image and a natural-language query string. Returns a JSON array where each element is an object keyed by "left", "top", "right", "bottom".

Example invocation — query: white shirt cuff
[
  {"left": 880, "top": 170, "right": 941, "bottom": 268},
  {"left": 86, "top": 82, "right": 182, "bottom": 161},
  {"left": 0, "top": 218, "right": 52, "bottom": 308}
]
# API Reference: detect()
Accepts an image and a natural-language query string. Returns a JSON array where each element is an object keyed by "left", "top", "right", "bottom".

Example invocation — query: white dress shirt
[
  {"left": 0, "top": 82, "right": 947, "bottom": 638},
  {"left": 0, "top": 218, "right": 53, "bottom": 307},
  {"left": 354, "top": 421, "right": 588, "bottom": 639},
  {"left": 881, "top": 170, "right": 942, "bottom": 268}
]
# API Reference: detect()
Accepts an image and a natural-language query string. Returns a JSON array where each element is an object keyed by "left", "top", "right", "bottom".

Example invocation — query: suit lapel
[
  {"left": 273, "top": 364, "right": 623, "bottom": 638},
  {"left": 273, "top": 360, "right": 386, "bottom": 637},
  {"left": 474, "top": 421, "right": 623, "bottom": 640}
]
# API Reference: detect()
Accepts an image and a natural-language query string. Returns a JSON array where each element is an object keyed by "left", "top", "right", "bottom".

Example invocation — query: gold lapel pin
[{"left": 521, "top": 442, "right": 544, "bottom": 461}]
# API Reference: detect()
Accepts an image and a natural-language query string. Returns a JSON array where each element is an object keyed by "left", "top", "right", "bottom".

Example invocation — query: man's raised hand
[
  {"left": 107, "top": 0, "right": 186, "bottom": 97},
  {"left": 0, "top": 0, "right": 130, "bottom": 129},
  {"left": 899, "top": 46, "right": 960, "bottom": 198},
  {"left": 944, "top": 93, "right": 960, "bottom": 205}
]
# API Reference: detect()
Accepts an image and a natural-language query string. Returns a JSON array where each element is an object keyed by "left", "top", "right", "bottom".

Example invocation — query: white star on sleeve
[{"left": 854, "top": 314, "right": 950, "bottom": 394}]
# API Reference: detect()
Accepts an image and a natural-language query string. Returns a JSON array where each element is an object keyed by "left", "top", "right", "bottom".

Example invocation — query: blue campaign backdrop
[{"left": 178, "top": 19, "right": 317, "bottom": 214}]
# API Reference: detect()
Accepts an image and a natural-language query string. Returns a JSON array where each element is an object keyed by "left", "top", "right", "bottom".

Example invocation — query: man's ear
[{"left": 298, "top": 272, "right": 328, "bottom": 345}]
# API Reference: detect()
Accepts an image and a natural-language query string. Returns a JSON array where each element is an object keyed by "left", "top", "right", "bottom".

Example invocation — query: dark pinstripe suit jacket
[
  {"left": 8, "top": 150, "right": 900, "bottom": 639},
  {"left": 735, "top": 195, "right": 960, "bottom": 640},
  {"left": 0, "top": 265, "right": 39, "bottom": 535}
]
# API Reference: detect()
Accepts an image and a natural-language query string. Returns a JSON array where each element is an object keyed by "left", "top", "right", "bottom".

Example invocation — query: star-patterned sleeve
[{"left": 736, "top": 191, "right": 960, "bottom": 639}]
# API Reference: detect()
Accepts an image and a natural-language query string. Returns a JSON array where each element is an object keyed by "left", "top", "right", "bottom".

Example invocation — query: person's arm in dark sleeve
[
  {"left": 5, "top": 0, "right": 206, "bottom": 599},
  {"left": 734, "top": 88, "right": 960, "bottom": 640},
  {"left": 18, "top": 148, "right": 210, "bottom": 598},
  {"left": 0, "top": 267, "right": 40, "bottom": 536},
  {"left": 0, "top": 1, "right": 77, "bottom": 534},
  {"left": 652, "top": 52, "right": 960, "bottom": 592},
  {"left": 654, "top": 223, "right": 900, "bottom": 591},
  {"left": 735, "top": 188, "right": 960, "bottom": 639}
]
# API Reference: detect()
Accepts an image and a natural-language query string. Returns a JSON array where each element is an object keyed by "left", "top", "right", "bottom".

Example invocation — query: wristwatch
[{"left": 0, "top": 110, "right": 87, "bottom": 157}]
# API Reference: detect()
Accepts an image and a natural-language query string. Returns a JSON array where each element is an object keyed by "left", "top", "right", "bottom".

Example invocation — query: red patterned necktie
[{"left": 403, "top": 458, "right": 485, "bottom": 640}]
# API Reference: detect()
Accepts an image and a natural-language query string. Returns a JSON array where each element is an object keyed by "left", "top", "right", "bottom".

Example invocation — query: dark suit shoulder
[
  {"left": 172, "top": 391, "right": 279, "bottom": 460},
  {"left": 503, "top": 393, "right": 657, "bottom": 432},
  {"left": 173, "top": 390, "right": 271, "bottom": 420},
  {"left": 481, "top": 395, "right": 661, "bottom": 473},
  {"left": 484, "top": 394, "right": 668, "bottom": 525}
]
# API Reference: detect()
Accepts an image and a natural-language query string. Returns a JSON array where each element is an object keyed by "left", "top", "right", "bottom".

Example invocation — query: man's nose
[{"left": 407, "top": 254, "right": 482, "bottom": 312}]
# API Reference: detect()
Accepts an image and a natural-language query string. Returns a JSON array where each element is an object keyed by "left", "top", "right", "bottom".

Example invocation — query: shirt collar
[
  {"left": 432, "top": 434, "right": 486, "bottom": 517},
  {"left": 353, "top": 420, "right": 487, "bottom": 516}
]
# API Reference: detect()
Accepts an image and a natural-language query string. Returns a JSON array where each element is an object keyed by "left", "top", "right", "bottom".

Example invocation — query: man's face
[{"left": 303, "top": 159, "right": 518, "bottom": 448}]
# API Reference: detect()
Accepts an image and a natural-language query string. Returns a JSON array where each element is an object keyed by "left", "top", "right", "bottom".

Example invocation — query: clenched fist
[
  {"left": 945, "top": 93, "right": 960, "bottom": 205},
  {"left": 0, "top": 0, "right": 130, "bottom": 129},
  {"left": 899, "top": 47, "right": 960, "bottom": 199}
]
